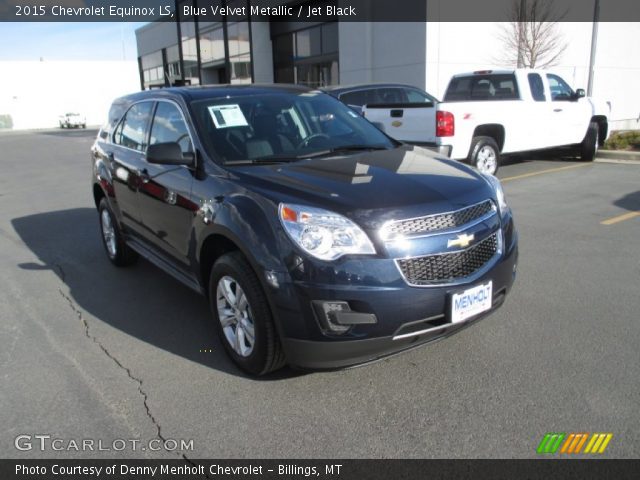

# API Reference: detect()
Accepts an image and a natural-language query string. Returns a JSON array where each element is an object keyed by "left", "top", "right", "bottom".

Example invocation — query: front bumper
[{"left": 268, "top": 225, "right": 518, "bottom": 370}]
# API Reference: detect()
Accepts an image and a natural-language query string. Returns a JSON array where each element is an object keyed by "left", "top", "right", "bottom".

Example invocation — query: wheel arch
[
  {"left": 472, "top": 124, "right": 505, "bottom": 151},
  {"left": 93, "top": 183, "right": 105, "bottom": 209},
  {"left": 591, "top": 115, "right": 608, "bottom": 146}
]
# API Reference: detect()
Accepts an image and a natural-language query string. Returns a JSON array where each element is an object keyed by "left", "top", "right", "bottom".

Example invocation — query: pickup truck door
[
  {"left": 107, "top": 101, "right": 155, "bottom": 237},
  {"left": 136, "top": 100, "right": 198, "bottom": 269},
  {"left": 546, "top": 73, "right": 591, "bottom": 146},
  {"left": 363, "top": 87, "right": 437, "bottom": 145},
  {"left": 519, "top": 72, "right": 556, "bottom": 151}
]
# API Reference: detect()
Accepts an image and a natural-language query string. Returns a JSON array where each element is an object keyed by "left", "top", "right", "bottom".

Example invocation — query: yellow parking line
[
  {"left": 600, "top": 211, "right": 640, "bottom": 225},
  {"left": 501, "top": 163, "right": 590, "bottom": 182}
]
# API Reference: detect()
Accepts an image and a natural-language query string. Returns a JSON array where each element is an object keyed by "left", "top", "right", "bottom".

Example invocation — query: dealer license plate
[{"left": 451, "top": 281, "right": 493, "bottom": 324}]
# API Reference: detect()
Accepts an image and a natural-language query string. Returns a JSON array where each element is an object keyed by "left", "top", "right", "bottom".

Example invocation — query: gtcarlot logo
[{"left": 14, "top": 434, "right": 194, "bottom": 452}]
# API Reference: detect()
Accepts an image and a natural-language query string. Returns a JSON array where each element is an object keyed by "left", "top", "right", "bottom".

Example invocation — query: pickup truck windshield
[
  {"left": 191, "top": 92, "right": 396, "bottom": 163},
  {"left": 444, "top": 74, "right": 520, "bottom": 102}
]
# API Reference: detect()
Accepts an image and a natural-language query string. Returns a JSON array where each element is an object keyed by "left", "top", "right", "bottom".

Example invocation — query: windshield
[{"left": 190, "top": 91, "right": 396, "bottom": 163}]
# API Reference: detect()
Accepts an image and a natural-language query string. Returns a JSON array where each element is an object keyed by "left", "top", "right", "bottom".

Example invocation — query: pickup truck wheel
[
  {"left": 579, "top": 122, "right": 599, "bottom": 162},
  {"left": 469, "top": 136, "right": 500, "bottom": 175},
  {"left": 209, "top": 252, "right": 286, "bottom": 375},
  {"left": 98, "top": 198, "right": 138, "bottom": 267}
]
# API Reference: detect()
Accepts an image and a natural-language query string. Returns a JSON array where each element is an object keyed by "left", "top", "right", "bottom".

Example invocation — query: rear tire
[
  {"left": 468, "top": 136, "right": 500, "bottom": 175},
  {"left": 209, "top": 252, "right": 286, "bottom": 376},
  {"left": 580, "top": 122, "right": 599, "bottom": 162},
  {"left": 98, "top": 198, "right": 138, "bottom": 267}
]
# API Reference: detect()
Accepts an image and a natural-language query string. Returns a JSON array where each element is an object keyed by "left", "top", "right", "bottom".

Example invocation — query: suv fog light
[{"left": 312, "top": 301, "right": 377, "bottom": 334}]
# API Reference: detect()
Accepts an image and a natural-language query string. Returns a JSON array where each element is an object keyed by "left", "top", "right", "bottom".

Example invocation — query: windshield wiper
[
  {"left": 224, "top": 153, "right": 303, "bottom": 165},
  {"left": 226, "top": 145, "right": 391, "bottom": 165},
  {"left": 304, "top": 144, "right": 389, "bottom": 159}
]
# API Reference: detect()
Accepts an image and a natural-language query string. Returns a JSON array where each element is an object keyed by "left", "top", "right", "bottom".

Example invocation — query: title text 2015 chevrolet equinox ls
[{"left": 91, "top": 85, "right": 518, "bottom": 375}]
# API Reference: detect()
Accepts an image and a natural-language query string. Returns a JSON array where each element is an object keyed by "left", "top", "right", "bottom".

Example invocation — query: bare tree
[{"left": 497, "top": 0, "right": 568, "bottom": 68}]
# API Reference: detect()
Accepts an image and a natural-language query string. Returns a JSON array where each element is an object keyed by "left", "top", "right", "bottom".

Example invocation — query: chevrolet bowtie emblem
[{"left": 448, "top": 233, "right": 475, "bottom": 249}]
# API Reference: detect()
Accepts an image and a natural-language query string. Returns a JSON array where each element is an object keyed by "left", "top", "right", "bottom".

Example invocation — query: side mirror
[
  {"left": 575, "top": 89, "right": 586, "bottom": 99},
  {"left": 146, "top": 142, "right": 193, "bottom": 166}
]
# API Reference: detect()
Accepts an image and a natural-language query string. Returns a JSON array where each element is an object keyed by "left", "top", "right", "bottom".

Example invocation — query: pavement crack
[
  {"left": 58, "top": 288, "right": 184, "bottom": 459},
  {"left": 54, "top": 263, "right": 66, "bottom": 282}
]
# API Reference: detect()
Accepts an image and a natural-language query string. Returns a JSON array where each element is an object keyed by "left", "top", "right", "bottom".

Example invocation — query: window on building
[
  {"left": 273, "top": 22, "right": 339, "bottom": 88},
  {"left": 274, "top": 34, "right": 295, "bottom": 84},
  {"left": 166, "top": 45, "right": 181, "bottom": 80},
  {"left": 113, "top": 102, "right": 154, "bottom": 151},
  {"left": 200, "top": 25, "right": 225, "bottom": 64},
  {"left": 296, "top": 28, "right": 322, "bottom": 58},
  {"left": 228, "top": 22, "right": 252, "bottom": 84},
  {"left": 141, "top": 51, "right": 164, "bottom": 88}
]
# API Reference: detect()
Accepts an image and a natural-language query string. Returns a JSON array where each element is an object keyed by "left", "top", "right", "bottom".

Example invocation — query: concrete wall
[
  {"left": 0, "top": 61, "right": 140, "bottom": 130},
  {"left": 339, "top": 22, "right": 426, "bottom": 88}
]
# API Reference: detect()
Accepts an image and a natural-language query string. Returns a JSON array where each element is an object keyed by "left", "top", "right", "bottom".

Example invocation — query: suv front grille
[
  {"left": 385, "top": 200, "right": 494, "bottom": 237},
  {"left": 397, "top": 232, "right": 499, "bottom": 285}
]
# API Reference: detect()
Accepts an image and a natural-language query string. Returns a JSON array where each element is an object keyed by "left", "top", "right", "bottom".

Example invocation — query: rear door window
[{"left": 528, "top": 73, "right": 546, "bottom": 101}]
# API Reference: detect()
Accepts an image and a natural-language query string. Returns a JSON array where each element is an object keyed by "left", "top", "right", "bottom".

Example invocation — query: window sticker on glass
[{"left": 208, "top": 104, "right": 249, "bottom": 129}]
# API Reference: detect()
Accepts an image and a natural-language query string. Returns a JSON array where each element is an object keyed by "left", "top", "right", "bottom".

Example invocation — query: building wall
[
  {"left": 0, "top": 61, "right": 139, "bottom": 130},
  {"left": 136, "top": 22, "right": 180, "bottom": 57},
  {"left": 339, "top": 22, "right": 427, "bottom": 88}
]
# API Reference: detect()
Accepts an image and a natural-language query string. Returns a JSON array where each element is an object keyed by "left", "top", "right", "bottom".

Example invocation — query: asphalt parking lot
[{"left": 1, "top": 128, "right": 639, "bottom": 459}]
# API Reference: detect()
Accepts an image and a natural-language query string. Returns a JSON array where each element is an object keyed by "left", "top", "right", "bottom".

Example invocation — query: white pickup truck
[{"left": 362, "top": 69, "right": 610, "bottom": 175}]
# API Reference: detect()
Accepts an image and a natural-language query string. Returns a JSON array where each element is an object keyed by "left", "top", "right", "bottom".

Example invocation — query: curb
[{"left": 596, "top": 150, "right": 640, "bottom": 161}]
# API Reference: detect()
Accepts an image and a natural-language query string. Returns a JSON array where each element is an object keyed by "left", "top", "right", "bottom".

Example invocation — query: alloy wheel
[
  {"left": 100, "top": 209, "right": 117, "bottom": 258},
  {"left": 216, "top": 276, "right": 255, "bottom": 357}
]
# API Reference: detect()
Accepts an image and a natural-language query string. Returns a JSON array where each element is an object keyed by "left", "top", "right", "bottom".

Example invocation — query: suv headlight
[
  {"left": 278, "top": 203, "right": 376, "bottom": 261},
  {"left": 483, "top": 173, "right": 509, "bottom": 214}
]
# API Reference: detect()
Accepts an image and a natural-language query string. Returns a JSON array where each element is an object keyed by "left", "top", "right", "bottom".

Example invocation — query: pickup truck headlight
[
  {"left": 483, "top": 174, "right": 509, "bottom": 214},
  {"left": 279, "top": 203, "right": 376, "bottom": 261}
]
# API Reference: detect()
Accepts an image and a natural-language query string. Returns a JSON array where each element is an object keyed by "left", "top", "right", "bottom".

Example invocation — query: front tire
[
  {"left": 468, "top": 136, "right": 500, "bottom": 175},
  {"left": 209, "top": 252, "right": 285, "bottom": 375},
  {"left": 580, "top": 122, "right": 599, "bottom": 162},
  {"left": 98, "top": 198, "right": 138, "bottom": 267}
]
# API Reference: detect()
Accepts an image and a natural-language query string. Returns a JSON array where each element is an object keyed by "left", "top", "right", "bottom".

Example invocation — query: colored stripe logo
[{"left": 537, "top": 433, "right": 612, "bottom": 454}]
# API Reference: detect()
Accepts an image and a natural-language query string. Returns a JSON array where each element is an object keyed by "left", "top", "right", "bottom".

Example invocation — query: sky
[{"left": 0, "top": 22, "right": 146, "bottom": 61}]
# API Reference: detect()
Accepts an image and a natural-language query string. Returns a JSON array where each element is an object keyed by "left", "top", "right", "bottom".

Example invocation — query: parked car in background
[
  {"left": 59, "top": 113, "right": 86, "bottom": 129},
  {"left": 324, "top": 83, "right": 448, "bottom": 156},
  {"left": 323, "top": 83, "right": 439, "bottom": 114},
  {"left": 91, "top": 85, "right": 518, "bottom": 375},
  {"left": 363, "top": 69, "right": 610, "bottom": 175}
]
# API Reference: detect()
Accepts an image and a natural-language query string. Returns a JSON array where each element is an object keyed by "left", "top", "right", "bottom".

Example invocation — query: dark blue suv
[{"left": 91, "top": 85, "right": 518, "bottom": 375}]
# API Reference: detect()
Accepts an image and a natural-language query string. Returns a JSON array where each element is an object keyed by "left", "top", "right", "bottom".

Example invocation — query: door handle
[
  {"left": 390, "top": 109, "right": 404, "bottom": 118},
  {"left": 553, "top": 108, "right": 563, "bottom": 112}
]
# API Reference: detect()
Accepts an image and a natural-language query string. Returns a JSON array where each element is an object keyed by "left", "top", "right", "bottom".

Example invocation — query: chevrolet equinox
[{"left": 91, "top": 85, "right": 518, "bottom": 375}]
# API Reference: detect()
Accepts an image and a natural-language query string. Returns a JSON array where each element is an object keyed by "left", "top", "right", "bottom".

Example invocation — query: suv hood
[{"left": 230, "top": 145, "right": 495, "bottom": 229}]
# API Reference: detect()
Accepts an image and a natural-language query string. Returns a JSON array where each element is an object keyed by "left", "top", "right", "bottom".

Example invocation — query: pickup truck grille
[
  {"left": 397, "top": 232, "right": 499, "bottom": 285},
  {"left": 385, "top": 200, "right": 494, "bottom": 237}
]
